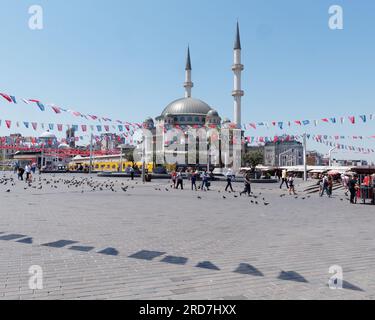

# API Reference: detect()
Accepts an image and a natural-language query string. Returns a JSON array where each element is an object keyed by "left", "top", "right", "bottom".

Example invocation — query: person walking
[
  {"left": 171, "top": 170, "right": 177, "bottom": 189},
  {"left": 320, "top": 175, "right": 330, "bottom": 197},
  {"left": 191, "top": 170, "right": 198, "bottom": 191},
  {"left": 225, "top": 169, "right": 234, "bottom": 192},
  {"left": 17, "top": 167, "right": 25, "bottom": 181},
  {"left": 25, "top": 163, "right": 32, "bottom": 183},
  {"left": 341, "top": 174, "right": 349, "bottom": 196},
  {"left": 280, "top": 169, "right": 289, "bottom": 189},
  {"left": 288, "top": 175, "right": 297, "bottom": 195},
  {"left": 176, "top": 171, "right": 184, "bottom": 190},
  {"left": 31, "top": 162, "right": 36, "bottom": 174},
  {"left": 129, "top": 166, "right": 135, "bottom": 180},
  {"left": 240, "top": 172, "right": 252, "bottom": 197},
  {"left": 200, "top": 171, "right": 209, "bottom": 191},
  {"left": 327, "top": 175, "right": 333, "bottom": 197},
  {"left": 348, "top": 175, "right": 359, "bottom": 204}
]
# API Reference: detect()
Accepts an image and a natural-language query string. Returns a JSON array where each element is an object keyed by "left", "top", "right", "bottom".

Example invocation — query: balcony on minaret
[
  {"left": 184, "top": 81, "right": 194, "bottom": 88},
  {"left": 232, "top": 63, "right": 244, "bottom": 71},
  {"left": 232, "top": 90, "right": 244, "bottom": 97}
]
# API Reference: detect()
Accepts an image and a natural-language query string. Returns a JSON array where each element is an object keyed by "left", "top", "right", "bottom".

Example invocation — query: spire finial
[
  {"left": 185, "top": 45, "right": 192, "bottom": 71},
  {"left": 234, "top": 21, "right": 241, "bottom": 50}
]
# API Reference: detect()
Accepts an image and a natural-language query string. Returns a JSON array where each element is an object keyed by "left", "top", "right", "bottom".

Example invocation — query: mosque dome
[
  {"left": 40, "top": 131, "right": 56, "bottom": 139},
  {"left": 58, "top": 143, "right": 70, "bottom": 149},
  {"left": 207, "top": 109, "right": 219, "bottom": 117},
  {"left": 161, "top": 97, "right": 212, "bottom": 116}
]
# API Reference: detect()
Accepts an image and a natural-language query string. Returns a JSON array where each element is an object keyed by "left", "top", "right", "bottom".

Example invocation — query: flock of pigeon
[
  {"left": 2, "top": 173, "right": 347, "bottom": 205},
  {"left": 0, "top": 174, "right": 138, "bottom": 194},
  {"left": 0, "top": 173, "right": 276, "bottom": 207}
]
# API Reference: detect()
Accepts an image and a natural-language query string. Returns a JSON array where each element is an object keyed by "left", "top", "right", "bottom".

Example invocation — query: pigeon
[{"left": 264, "top": 202, "right": 270, "bottom": 206}]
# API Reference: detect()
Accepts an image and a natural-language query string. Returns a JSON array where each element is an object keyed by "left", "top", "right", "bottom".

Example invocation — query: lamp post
[
  {"left": 89, "top": 133, "right": 93, "bottom": 174},
  {"left": 119, "top": 145, "right": 123, "bottom": 173},
  {"left": 142, "top": 137, "right": 146, "bottom": 184},
  {"left": 303, "top": 133, "right": 307, "bottom": 181}
]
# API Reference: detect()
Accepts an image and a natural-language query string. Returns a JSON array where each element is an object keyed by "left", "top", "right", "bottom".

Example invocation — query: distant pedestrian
[
  {"left": 200, "top": 171, "right": 209, "bottom": 191},
  {"left": 128, "top": 166, "right": 135, "bottom": 180},
  {"left": 327, "top": 175, "right": 333, "bottom": 197},
  {"left": 280, "top": 169, "right": 289, "bottom": 189},
  {"left": 225, "top": 169, "right": 234, "bottom": 192},
  {"left": 17, "top": 167, "right": 25, "bottom": 181},
  {"left": 240, "top": 172, "right": 252, "bottom": 197},
  {"left": 25, "top": 163, "right": 32, "bottom": 183},
  {"left": 288, "top": 175, "right": 297, "bottom": 195},
  {"left": 176, "top": 171, "right": 184, "bottom": 190},
  {"left": 191, "top": 170, "right": 198, "bottom": 191},
  {"left": 320, "top": 175, "right": 330, "bottom": 197},
  {"left": 348, "top": 175, "right": 359, "bottom": 204},
  {"left": 171, "top": 171, "right": 177, "bottom": 189},
  {"left": 341, "top": 174, "right": 349, "bottom": 195},
  {"left": 31, "top": 162, "right": 36, "bottom": 174}
]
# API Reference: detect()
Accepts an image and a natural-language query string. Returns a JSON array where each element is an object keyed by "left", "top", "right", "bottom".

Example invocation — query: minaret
[
  {"left": 232, "top": 22, "right": 244, "bottom": 129},
  {"left": 184, "top": 46, "right": 193, "bottom": 98}
]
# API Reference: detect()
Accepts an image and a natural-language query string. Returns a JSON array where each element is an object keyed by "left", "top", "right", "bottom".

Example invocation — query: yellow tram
[{"left": 68, "top": 154, "right": 154, "bottom": 173}]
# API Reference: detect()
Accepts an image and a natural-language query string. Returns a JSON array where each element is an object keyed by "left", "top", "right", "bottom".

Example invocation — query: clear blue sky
[{"left": 1, "top": 0, "right": 374, "bottom": 161}]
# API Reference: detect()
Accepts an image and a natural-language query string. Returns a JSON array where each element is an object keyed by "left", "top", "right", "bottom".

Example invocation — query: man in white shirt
[
  {"left": 280, "top": 169, "right": 289, "bottom": 189},
  {"left": 25, "top": 164, "right": 32, "bottom": 183}
]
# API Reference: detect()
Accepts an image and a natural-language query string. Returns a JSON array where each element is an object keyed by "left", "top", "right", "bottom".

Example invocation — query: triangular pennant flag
[
  {"left": 23, "top": 122, "right": 29, "bottom": 129},
  {"left": 302, "top": 120, "right": 310, "bottom": 126},
  {"left": 5, "top": 120, "right": 11, "bottom": 128},
  {"left": 51, "top": 106, "right": 61, "bottom": 114},
  {"left": 36, "top": 102, "right": 45, "bottom": 111},
  {"left": 0, "top": 93, "right": 12, "bottom": 102},
  {"left": 31, "top": 122, "right": 38, "bottom": 130}
]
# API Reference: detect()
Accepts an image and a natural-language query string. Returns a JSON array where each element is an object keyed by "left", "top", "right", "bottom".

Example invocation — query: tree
[
  {"left": 123, "top": 148, "right": 135, "bottom": 167},
  {"left": 242, "top": 151, "right": 264, "bottom": 170}
]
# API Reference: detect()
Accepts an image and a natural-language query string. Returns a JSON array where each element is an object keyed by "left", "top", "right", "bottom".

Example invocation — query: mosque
[{"left": 143, "top": 22, "right": 245, "bottom": 134}]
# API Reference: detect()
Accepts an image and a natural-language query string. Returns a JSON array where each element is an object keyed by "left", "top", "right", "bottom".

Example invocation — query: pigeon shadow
[
  {"left": 234, "top": 263, "right": 264, "bottom": 277},
  {"left": 278, "top": 270, "right": 309, "bottom": 283},
  {"left": 128, "top": 250, "right": 166, "bottom": 261}
]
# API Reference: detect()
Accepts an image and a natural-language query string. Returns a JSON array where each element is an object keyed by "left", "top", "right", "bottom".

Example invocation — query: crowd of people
[
  {"left": 14, "top": 162, "right": 38, "bottom": 183},
  {"left": 279, "top": 169, "right": 297, "bottom": 195}
]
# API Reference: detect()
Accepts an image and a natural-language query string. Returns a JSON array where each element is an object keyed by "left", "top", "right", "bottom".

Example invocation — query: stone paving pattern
[{"left": 0, "top": 172, "right": 374, "bottom": 300}]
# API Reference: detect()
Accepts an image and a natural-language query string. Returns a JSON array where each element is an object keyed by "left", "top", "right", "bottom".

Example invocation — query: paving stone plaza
[{"left": 0, "top": 172, "right": 374, "bottom": 300}]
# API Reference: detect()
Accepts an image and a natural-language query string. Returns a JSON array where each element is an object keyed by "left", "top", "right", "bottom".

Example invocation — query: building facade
[{"left": 264, "top": 141, "right": 304, "bottom": 167}]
